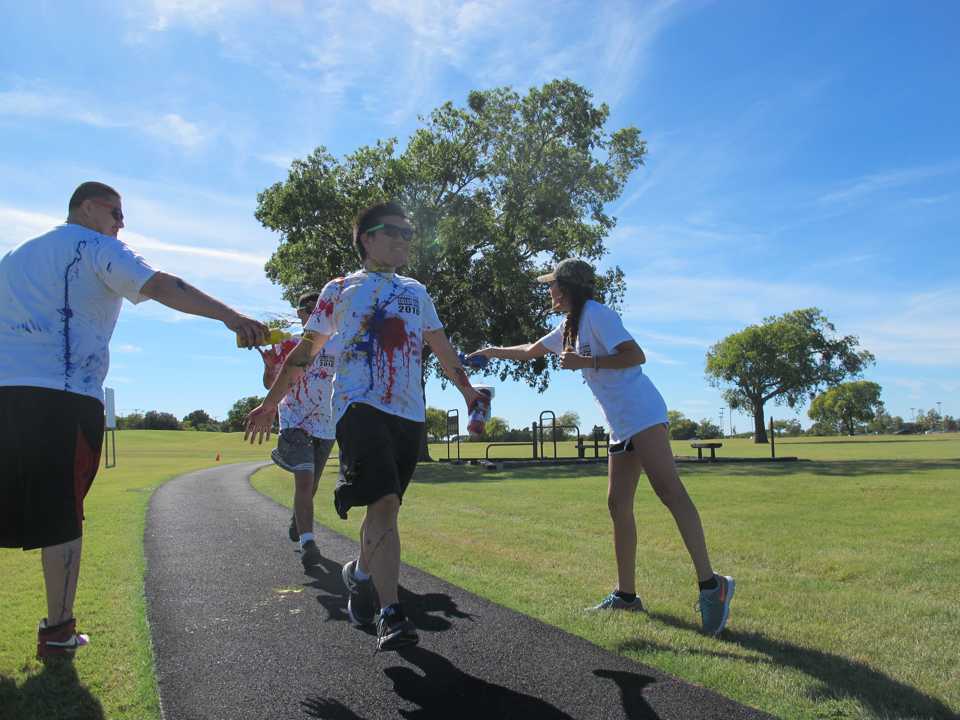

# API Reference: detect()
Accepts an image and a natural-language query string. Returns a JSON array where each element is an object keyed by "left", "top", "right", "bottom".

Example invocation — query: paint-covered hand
[
  {"left": 244, "top": 401, "right": 278, "bottom": 444},
  {"left": 559, "top": 350, "right": 590, "bottom": 370},
  {"left": 462, "top": 385, "right": 486, "bottom": 412}
]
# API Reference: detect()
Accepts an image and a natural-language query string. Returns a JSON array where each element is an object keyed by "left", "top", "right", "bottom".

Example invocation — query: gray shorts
[{"left": 272, "top": 429, "right": 335, "bottom": 484}]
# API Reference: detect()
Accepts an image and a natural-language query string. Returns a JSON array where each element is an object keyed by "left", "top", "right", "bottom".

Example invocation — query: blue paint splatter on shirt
[{"left": 60, "top": 239, "right": 87, "bottom": 390}]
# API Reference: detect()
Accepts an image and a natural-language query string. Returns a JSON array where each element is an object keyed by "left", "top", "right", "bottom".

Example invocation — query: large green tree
[
  {"left": 255, "top": 80, "right": 645, "bottom": 456},
  {"left": 705, "top": 308, "right": 874, "bottom": 443},
  {"left": 809, "top": 381, "right": 883, "bottom": 436}
]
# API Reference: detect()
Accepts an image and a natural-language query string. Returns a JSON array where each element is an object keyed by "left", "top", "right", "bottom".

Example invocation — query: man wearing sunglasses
[
  {"left": 257, "top": 290, "right": 338, "bottom": 568},
  {"left": 244, "top": 201, "right": 483, "bottom": 652},
  {"left": 0, "top": 181, "right": 267, "bottom": 660}
]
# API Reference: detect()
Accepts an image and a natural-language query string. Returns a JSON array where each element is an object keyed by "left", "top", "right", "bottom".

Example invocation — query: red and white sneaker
[{"left": 37, "top": 618, "right": 90, "bottom": 660}]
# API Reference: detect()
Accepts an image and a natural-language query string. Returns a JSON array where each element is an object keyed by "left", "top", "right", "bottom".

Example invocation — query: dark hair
[
  {"left": 68, "top": 181, "right": 120, "bottom": 212},
  {"left": 297, "top": 290, "right": 320, "bottom": 308},
  {"left": 353, "top": 201, "right": 408, "bottom": 260},
  {"left": 561, "top": 281, "right": 596, "bottom": 351}
]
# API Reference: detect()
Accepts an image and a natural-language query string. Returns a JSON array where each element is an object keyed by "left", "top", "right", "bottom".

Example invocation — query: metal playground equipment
[{"left": 442, "top": 408, "right": 609, "bottom": 469}]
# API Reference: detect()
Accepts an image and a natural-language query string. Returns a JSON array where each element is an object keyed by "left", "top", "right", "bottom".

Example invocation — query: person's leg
[
  {"left": 362, "top": 493, "right": 401, "bottom": 608},
  {"left": 292, "top": 469, "right": 314, "bottom": 537},
  {"left": 42, "top": 537, "right": 83, "bottom": 625},
  {"left": 607, "top": 448, "right": 642, "bottom": 594},
  {"left": 631, "top": 424, "right": 713, "bottom": 582}
]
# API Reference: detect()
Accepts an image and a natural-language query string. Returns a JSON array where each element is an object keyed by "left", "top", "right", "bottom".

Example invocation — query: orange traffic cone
[{"left": 215, "top": 451, "right": 221, "bottom": 462}]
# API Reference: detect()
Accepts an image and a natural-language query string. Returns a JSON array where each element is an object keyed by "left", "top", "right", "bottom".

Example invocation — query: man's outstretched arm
[{"left": 140, "top": 271, "right": 267, "bottom": 347}]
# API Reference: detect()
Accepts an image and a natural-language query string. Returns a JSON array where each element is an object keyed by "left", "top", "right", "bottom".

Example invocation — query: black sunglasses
[
  {"left": 365, "top": 223, "right": 414, "bottom": 241},
  {"left": 92, "top": 199, "right": 124, "bottom": 222}
]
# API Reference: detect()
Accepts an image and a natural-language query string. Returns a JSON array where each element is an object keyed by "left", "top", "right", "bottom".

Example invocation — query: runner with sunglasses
[
  {"left": 467, "top": 258, "right": 735, "bottom": 635},
  {"left": 0, "top": 181, "right": 267, "bottom": 660},
  {"left": 257, "top": 290, "right": 339, "bottom": 568},
  {"left": 244, "top": 201, "right": 484, "bottom": 651}
]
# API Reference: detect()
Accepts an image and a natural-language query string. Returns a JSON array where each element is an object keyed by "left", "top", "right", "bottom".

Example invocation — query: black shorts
[
  {"left": 0, "top": 387, "right": 104, "bottom": 550},
  {"left": 334, "top": 403, "right": 423, "bottom": 519}
]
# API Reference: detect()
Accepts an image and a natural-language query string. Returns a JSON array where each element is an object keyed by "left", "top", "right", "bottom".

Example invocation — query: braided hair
[{"left": 560, "top": 282, "right": 596, "bottom": 351}]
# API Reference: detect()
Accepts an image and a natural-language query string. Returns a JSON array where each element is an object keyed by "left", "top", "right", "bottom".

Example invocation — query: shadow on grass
[
  {"left": 0, "top": 659, "right": 104, "bottom": 720},
  {"left": 625, "top": 612, "right": 956, "bottom": 720},
  {"left": 415, "top": 457, "right": 960, "bottom": 484},
  {"left": 303, "top": 646, "right": 578, "bottom": 719},
  {"left": 687, "top": 458, "right": 960, "bottom": 478},
  {"left": 412, "top": 462, "right": 609, "bottom": 485},
  {"left": 304, "top": 558, "right": 476, "bottom": 635}
]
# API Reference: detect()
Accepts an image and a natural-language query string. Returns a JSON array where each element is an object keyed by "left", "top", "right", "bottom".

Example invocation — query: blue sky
[{"left": 2, "top": 1, "right": 958, "bottom": 434}]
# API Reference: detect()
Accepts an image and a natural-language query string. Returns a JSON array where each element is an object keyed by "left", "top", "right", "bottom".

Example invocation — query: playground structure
[
  {"left": 441, "top": 410, "right": 797, "bottom": 470},
  {"left": 442, "top": 409, "right": 608, "bottom": 469}
]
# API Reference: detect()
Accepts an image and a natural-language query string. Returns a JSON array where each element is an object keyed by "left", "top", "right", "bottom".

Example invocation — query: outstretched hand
[
  {"left": 244, "top": 402, "right": 278, "bottom": 444},
  {"left": 229, "top": 314, "right": 269, "bottom": 348},
  {"left": 465, "top": 348, "right": 494, "bottom": 362}
]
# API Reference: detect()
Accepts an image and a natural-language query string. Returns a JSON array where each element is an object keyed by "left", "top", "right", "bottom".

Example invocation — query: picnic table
[{"left": 690, "top": 441, "right": 722, "bottom": 461}]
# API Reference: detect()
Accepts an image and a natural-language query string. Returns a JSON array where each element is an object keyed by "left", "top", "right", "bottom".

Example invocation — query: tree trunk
[{"left": 753, "top": 406, "right": 768, "bottom": 444}]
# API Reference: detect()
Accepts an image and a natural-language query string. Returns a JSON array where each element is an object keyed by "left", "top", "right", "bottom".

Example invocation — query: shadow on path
[
  {"left": 625, "top": 612, "right": 956, "bottom": 720},
  {"left": 304, "top": 557, "right": 477, "bottom": 635},
  {"left": 0, "top": 660, "right": 105, "bottom": 720}
]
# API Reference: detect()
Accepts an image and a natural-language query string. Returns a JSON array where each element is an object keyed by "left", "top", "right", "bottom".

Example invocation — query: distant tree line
[{"left": 115, "top": 396, "right": 272, "bottom": 433}]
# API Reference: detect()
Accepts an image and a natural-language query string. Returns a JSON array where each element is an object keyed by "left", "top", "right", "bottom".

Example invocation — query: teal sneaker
[
  {"left": 698, "top": 574, "right": 735, "bottom": 635},
  {"left": 588, "top": 591, "right": 645, "bottom": 612}
]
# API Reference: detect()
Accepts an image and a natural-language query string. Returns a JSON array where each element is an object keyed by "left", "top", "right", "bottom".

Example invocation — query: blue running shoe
[
  {"left": 588, "top": 591, "right": 645, "bottom": 612},
  {"left": 698, "top": 574, "right": 735, "bottom": 635}
]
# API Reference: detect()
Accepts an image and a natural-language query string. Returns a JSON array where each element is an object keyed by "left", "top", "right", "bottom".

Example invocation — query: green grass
[
  {"left": 252, "top": 433, "right": 960, "bottom": 720},
  {"left": 0, "top": 431, "right": 272, "bottom": 720},
  {"left": 2, "top": 432, "right": 957, "bottom": 719}
]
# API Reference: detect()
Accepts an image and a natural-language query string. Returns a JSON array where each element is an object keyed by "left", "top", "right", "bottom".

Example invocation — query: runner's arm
[
  {"left": 424, "top": 328, "right": 483, "bottom": 409},
  {"left": 244, "top": 332, "right": 330, "bottom": 443}
]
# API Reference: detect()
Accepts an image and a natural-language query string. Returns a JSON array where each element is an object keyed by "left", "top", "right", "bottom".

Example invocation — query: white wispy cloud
[
  {"left": 0, "top": 88, "right": 212, "bottom": 151},
  {"left": 143, "top": 113, "right": 207, "bottom": 150},
  {"left": 124, "top": 0, "right": 689, "bottom": 127},
  {"left": 116, "top": 344, "right": 143, "bottom": 353},
  {"left": 817, "top": 163, "right": 960, "bottom": 206}
]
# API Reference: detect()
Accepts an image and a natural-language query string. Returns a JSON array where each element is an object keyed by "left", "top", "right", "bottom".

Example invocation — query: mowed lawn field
[{"left": 2, "top": 432, "right": 958, "bottom": 719}]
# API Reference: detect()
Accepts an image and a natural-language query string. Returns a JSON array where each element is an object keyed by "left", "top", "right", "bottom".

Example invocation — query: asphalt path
[{"left": 145, "top": 462, "right": 774, "bottom": 720}]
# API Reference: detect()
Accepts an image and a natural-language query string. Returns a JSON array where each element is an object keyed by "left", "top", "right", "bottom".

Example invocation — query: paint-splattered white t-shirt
[
  {"left": 273, "top": 333, "right": 339, "bottom": 439},
  {"left": 304, "top": 270, "right": 442, "bottom": 425},
  {"left": 0, "top": 223, "right": 157, "bottom": 403}
]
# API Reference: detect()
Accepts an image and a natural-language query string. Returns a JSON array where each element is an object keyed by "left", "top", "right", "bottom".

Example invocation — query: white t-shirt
[
  {"left": 0, "top": 223, "right": 157, "bottom": 403},
  {"left": 304, "top": 270, "right": 442, "bottom": 425},
  {"left": 273, "top": 333, "right": 339, "bottom": 439},
  {"left": 540, "top": 299, "right": 668, "bottom": 444}
]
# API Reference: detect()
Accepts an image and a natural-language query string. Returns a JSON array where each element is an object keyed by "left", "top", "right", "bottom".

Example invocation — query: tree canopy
[
  {"left": 808, "top": 381, "right": 883, "bottom": 436},
  {"left": 705, "top": 308, "right": 874, "bottom": 443},
  {"left": 255, "top": 79, "right": 645, "bottom": 393}
]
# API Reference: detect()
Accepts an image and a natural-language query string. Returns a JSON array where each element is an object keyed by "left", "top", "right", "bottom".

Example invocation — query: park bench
[{"left": 690, "top": 441, "right": 722, "bottom": 461}]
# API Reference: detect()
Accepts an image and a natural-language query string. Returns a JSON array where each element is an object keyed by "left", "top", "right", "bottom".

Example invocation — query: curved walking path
[{"left": 145, "top": 462, "right": 773, "bottom": 720}]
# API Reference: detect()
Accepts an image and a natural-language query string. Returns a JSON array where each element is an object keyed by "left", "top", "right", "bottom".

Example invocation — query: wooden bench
[{"left": 690, "top": 441, "right": 722, "bottom": 461}]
